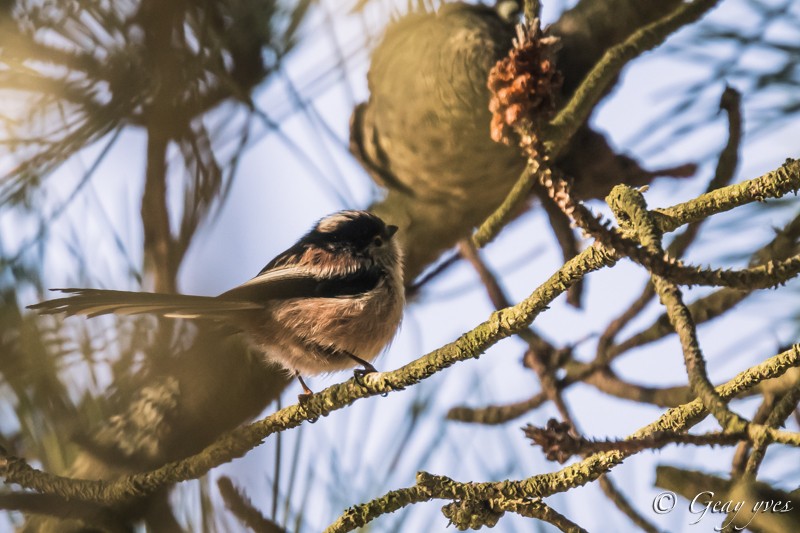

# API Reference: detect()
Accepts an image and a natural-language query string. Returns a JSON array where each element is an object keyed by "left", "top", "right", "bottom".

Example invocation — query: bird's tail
[{"left": 27, "top": 289, "right": 262, "bottom": 319}]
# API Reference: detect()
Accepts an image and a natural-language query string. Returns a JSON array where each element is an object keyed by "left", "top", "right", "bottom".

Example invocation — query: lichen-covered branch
[
  {"left": 595, "top": 87, "right": 741, "bottom": 359},
  {"left": 574, "top": 197, "right": 800, "bottom": 292},
  {"left": 542, "top": 159, "right": 799, "bottom": 292},
  {"left": 494, "top": 498, "right": 587, "bottom": 533},
  {"left": 606, "top": 287, "right": 748, "bottom": 360},
  {"left": 450, "top": 158, "right": 799, "bottom": 423},
  {"left": 447, "top": 392, "right": 548, "bottom": 425},
  {"left": 406, "top": 350, "right": 798, "bottom": 524},
  {"left": 607, "top": 185, "right": 749, "bottom": 432},
  {"left": 600, "top": 207, "right": 800, "bottom": 361},
  {"left": 323, "top": 486, "right": 429, "bottom": 533},
  {"left": 327, "top": 345, "right": 800, "bottom": 532},
  {"left": 525, "top": 418, "right": 745, "bottom": 463},
  {"left": 653, "top": 158, "right": 800, "bottom": 233}
]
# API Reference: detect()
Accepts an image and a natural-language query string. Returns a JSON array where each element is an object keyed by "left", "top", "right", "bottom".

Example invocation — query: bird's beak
[{"left": 386, "top": 225, "right": 399, "bottom": 238}]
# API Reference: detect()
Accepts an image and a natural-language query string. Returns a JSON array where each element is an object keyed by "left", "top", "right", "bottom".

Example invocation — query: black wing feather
[{"left": 221, "top": 267, "right": 382, "bottom": 302}]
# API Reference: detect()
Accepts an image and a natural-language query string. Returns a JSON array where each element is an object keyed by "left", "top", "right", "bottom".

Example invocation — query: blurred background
[{"left": 1, "top": 0, "right": 799, "bottom": 531}]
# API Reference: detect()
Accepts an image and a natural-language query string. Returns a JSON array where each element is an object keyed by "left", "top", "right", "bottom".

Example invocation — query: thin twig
[
  {"left": 744, "top": 376, "right": 800, "bottom": 475},
  {"left": 598, "top": 476, "right": 660, "bottom": 533},
  {"left": 596, "top": 86, "right": 742, "bottom": 363},
  {"left": 608, "top": 185, "right": 748, "bottom": 432},
  {"left": 534, "top": 183, "right": 584, "bottom": 307},
  {"left": 458, "top": 239, "right": 573, "bottom": 424},
  {"left": 730, "top": 393, "right": 776, "bottom": 475}
]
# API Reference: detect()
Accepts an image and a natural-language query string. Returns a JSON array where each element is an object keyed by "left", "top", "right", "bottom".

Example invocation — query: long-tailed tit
[{"left": 29, "top": 210, "right": 405, "bottom": 397}]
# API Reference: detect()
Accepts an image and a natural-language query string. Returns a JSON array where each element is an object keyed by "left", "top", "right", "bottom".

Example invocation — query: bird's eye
[{"left": 372, "top": 236, "right": 383, "bottom": 247}]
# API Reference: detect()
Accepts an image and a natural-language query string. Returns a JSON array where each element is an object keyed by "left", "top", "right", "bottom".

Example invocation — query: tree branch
[
  {"left": 326, "top": 345, "right": 800, "bottom": 532},
  {"left": 607, "top": 184, "right": 749, "bottom": 432}
]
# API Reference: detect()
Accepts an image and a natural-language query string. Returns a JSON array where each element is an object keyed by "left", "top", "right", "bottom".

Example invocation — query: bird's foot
[
  {"left": 297, "top": 392, "right": 313, "bottom": 404},
  {"left": 353, "top": 362, "right": 377, "bottom": 386},
  {"left": 295, "top": 373, "right": 314, "bottom": 403}
]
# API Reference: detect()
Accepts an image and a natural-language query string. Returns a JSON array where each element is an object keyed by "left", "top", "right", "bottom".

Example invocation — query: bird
[{"left": 28, "top": 210, "right": 405, "bottom": 398}]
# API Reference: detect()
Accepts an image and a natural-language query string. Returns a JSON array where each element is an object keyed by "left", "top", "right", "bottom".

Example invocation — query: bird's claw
[
  {"left": 298, "top": 392, "right": 313, "bottom": 404},
  {"left": 353, "top": 364, "right": 377, "bottom": 386}
]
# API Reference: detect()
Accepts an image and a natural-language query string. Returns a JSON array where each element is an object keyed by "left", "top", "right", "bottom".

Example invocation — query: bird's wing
[{"left": 220, "top": 265, "right": 383, "bottom": 302}]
